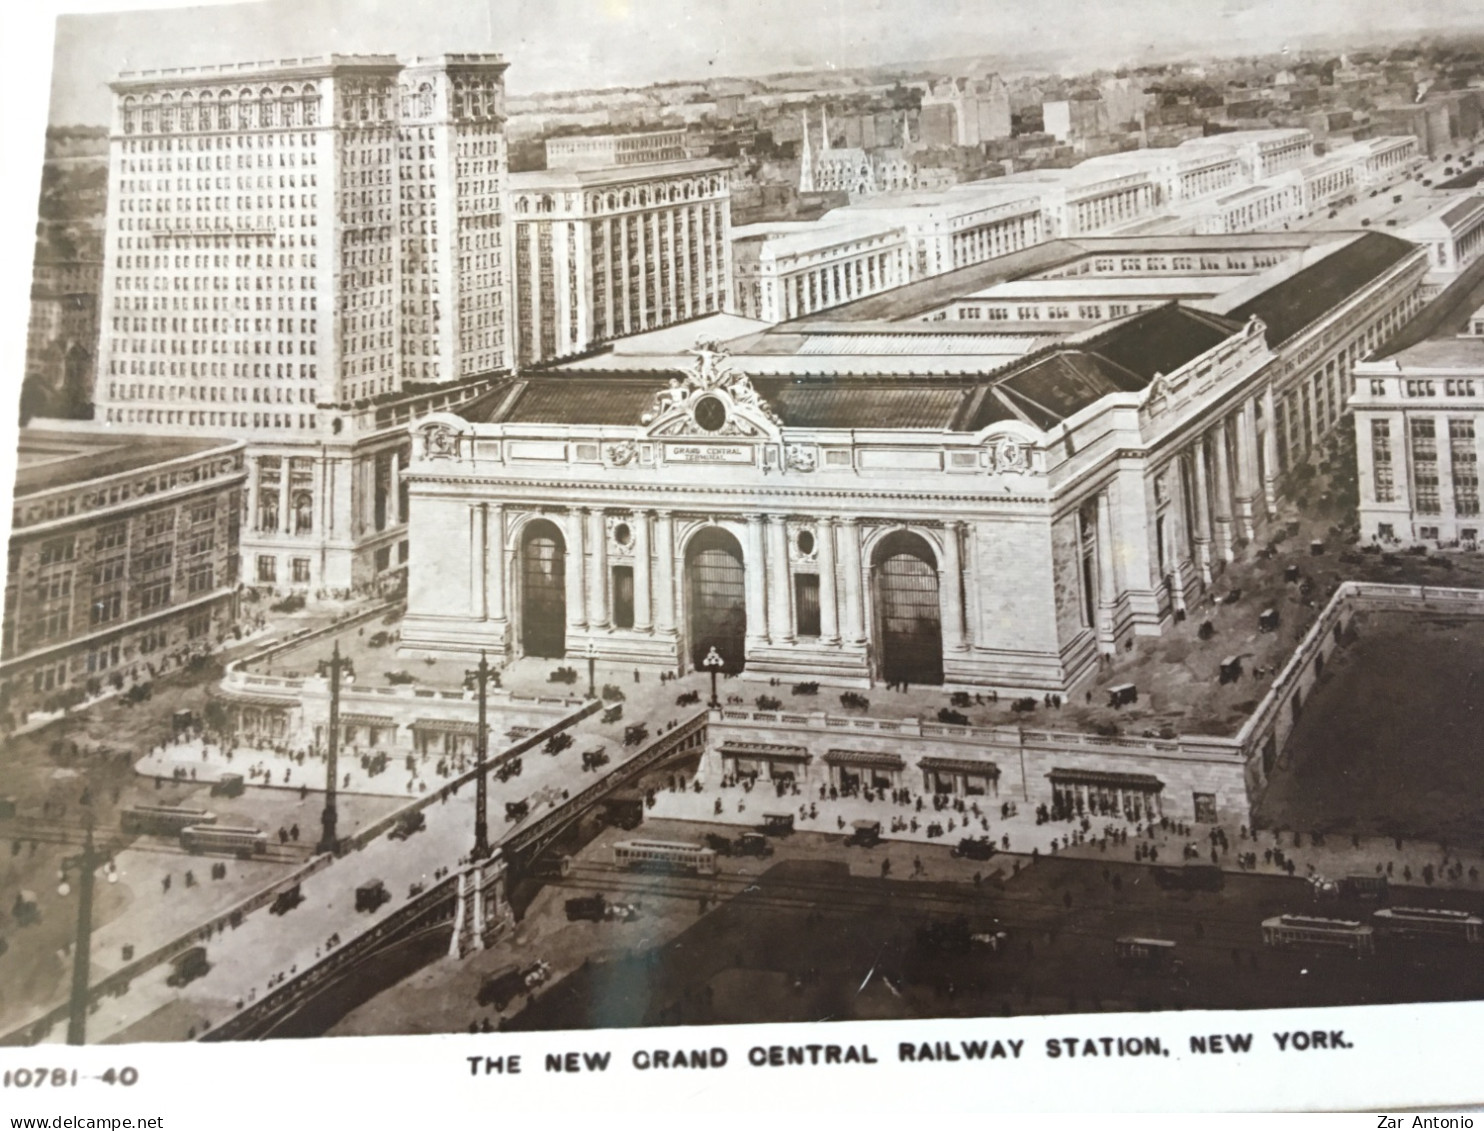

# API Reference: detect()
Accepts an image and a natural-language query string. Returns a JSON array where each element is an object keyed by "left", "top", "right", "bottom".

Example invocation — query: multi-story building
[
  {"left": 24, "top": 258, "right": 103, "bottom": 418},
  {"left": 1, "top": 424, "right": 246, "bottom": 726},
  {"left": 91, "top": 54, "right": 514, "bottom": 592},
  {"left": 1331, "top": 135, "right": 1420, "bottom": 187},
  {"left": 838, "top": 183, "right": 1047, "bottom": 278},
  {"left": 920, "top": 75, "right": 1013, "bottom": 147},
  {"left": 1353, "top": 283, "right": 1484, "bottom": 547},
  {"left": 1394, "top": 196, "right": 1484, "bottom": 287},
  {"left": 1193, "top": 179, "right": 1303, "bottom": 234},
  {"left": 544, "top": 129, "right": 688, "bottom": 171},
  {"left": 506, "top": 159, "right": 731, "bottom": 366},
  {"left": 730, "top": 217, "right": 910, "bottom": 322},
  {"left": 1043, "top": 95, "right": 1108, "bottom": 145},
  {"left": 1224, "top": 128, "right": 1314, "bottom": 179}
]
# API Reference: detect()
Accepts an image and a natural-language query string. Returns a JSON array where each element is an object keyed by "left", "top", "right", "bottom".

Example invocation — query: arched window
[
  {"left": 161, "top": 93, "right": 176, "bottom": 133},
  {"left": 259, "top": 87, "right": 274, "bottom": 128},
  {"left": 237, "top": 89, "right": 254, "bottom": 130},
  {"left": 454, "top": 81, "right": 468, "bottom": 118},
  {"left": 217, "top": 91, "right": 233, "bottom": 131},
  {"left": 418, "top": 81, "right": 434, "bottom": 117},
  {"left": 293, "top": 492, "right": 313, "bottom": 534},
  {"left": 538, "top": 194, "right": 553, "bottom": 214},
  {"left": 122, "top": 95, "right": 137, "bottom": 135},
  {"left": 301, "top": 83, "right": 319, "bottom": 126},
  {"left": 280, "top": 86, "right": 298, "bottom": 126},
  {"left": 179, "top": 92, "right": 194, "bottom": 131},
  {"left": 140, "top": 94, "right": 157, "bottom": 134},
  {"left": 515, "top": 196, "right": 530, "bottom": 215}
]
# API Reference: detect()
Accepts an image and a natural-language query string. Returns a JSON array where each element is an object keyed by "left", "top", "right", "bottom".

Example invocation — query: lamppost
[
  {"left": 316, "top": 642, "right": 345, "bottom": 855},
  {"left": 58, "top": 818, "right": 118, "bottom": 1046},
  {"left": 702, "top": 646, "right": 725, "bottom": 708},
  {"left": 586, "top": 641, "right": 598, "bottom": 700},
  {"left": 464, "top": 650, "right": 494, "bottom": 860}
]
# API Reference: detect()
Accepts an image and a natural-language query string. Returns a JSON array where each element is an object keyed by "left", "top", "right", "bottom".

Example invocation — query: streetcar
[
  {"left": 1261, "top": 914, "right": 1375, "bottom": 954},
  {"left": 612, "top": 839, "right": 717, "bottom": 876},
  {"left": 1373, "top": 906, "right": 1483, "bottom": 945},
  {"left": 1115, "top": 936, "right": 1176, "bottom": 968},
  {"left": 122, "top": 805, "right": 216, "bottom": 837},
  {"left": 180, "top": 823, "right": 269, "bottom": 857}
]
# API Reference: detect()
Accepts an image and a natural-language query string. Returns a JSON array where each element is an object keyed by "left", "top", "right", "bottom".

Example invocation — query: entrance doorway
[
  {"left": 685, "top": 527, "right": 746, "bottom": 673},
  {"left": 520, "top": 520, "right": 566, "bottom": 658},
  {"left": 872, "top": 531, "right": 943, "bottom": 686}
]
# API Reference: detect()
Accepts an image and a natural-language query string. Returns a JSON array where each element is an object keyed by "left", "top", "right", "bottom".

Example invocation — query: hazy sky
[{"left": 43, "top": 0, "right": 1484, "bottom": 125}]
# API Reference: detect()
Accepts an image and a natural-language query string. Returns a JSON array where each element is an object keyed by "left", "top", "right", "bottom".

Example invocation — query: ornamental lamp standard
[
  {"left": 315, "top": 642, "right": 347, "bottom": 855},
  {"left": 702, "top": 646, "right": 725, "bottom": 709},
  {"left": 463, "top": 650, "right": 494, "bottom": 860},
  {"left": 585, "top": 641, "right": 598, "bottom": 701},
  {"left": 57, "top": 818, "right": 118, "bottom": 1046}
]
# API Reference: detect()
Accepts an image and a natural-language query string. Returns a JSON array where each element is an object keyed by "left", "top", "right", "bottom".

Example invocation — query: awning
[
  {"left": 1048, "top": 768, "right": 1164, "bottom": 790},
  {"left": 919, "top": 756, "right": 1000, "bottom": 778},
  {"left": 339, "top": 713, "right": 397, "bottom": 728},
  {"left": 216, "top": 692, "right": 297, "bottom": 709},
  {"left": 719, "top": 742, "right": 812, "bottom": 764},
  {"left": 411, "top": 718, "right": 482, "bottom": 736},
  {"left": 824, "top": 749, "right": 905, "bottom": 770}
]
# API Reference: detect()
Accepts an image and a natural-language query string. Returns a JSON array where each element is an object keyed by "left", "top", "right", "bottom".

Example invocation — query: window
[
  {"left": 1419, "top": 525, "right": 1439, "bottom": 541},
  {"left": 189, "top": 501, "right": 217, "bottom": 525},
  {"left": 291, "top": 557, "right": 312, "bottom": 583},
  {"left": 39, "top": 537, "right": 76, "bottom": 566},
  {"left": 94, "top": 558, "right": 126, "bottom": 586},
  {"left": 256, "top": 555, "right": 278, "bottom": 584},
  {"left": 1192, "top": 792, "right": 1217, "bottom": 824},
  {"left": 1450, "top": 419, "right": 1479, "bottom": 517},
  {"left": 140, "top": 579, "right": 172, "bottom": 612},
  {"left": 37, "top": 572, "right": 72, "bottom": 602},
  {"left": 187, "top": 565, "right": 215, "bottom": 595},
  {"left": 142, "top": 509, "right": 175, "bottom": 539},
  {"left": 1077, "top": 502, "right": 1098, "bottom": 629},
  {"left": 611, "top": 565, "right": 635, "bottom": 629},
  {"left": 794, "top": 574, "right": 821, "bottom": 637},
  {"left": 95, "top": 524, "right": 127, "bottom": 552},
  {"left": 1377, "top": 523, "right": 1395, "bottom": 540},
  {"left": 1371, "top": 420, "right": 1395, "bottom": 503},
  {"left": 38, "top": 608, "right": 70, "bottom": 641},
  {"left": 1410, "top": 419, "right": 1440, "bottom": 515},
  {"left": 91, "top": 592, "right": 123, "bottom": 625}
]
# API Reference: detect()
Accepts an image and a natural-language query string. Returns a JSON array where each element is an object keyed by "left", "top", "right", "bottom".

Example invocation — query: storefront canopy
[
  {"left": 719, "top": 742, "right": 812, "bottom": 764},
  {"left": 339, "top": 713, "right": 397, "bottom": 728},
  {"left": 919, "top": 756, "right": 1000, "bottom": 778},
  {"left": 824, "top": 749, "right": 905, "bottom": 770},
  {"left": 1048, "top": 768, "right": 1164, "bottom": 791},
  {"left": 411, "top": 718, "right": 482, "bottom": 736}
]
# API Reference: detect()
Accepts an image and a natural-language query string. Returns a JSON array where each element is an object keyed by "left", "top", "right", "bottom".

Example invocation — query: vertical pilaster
[
  {"left": 1261, "top": 383, "right": 1280, "bottom": 517},
  {"left": 1192, "top": 443, "right": 1214, "bottom": 586},
  {"left": 744, "top": 516, "right": 770, "bottom": 648},
  {"left": 1212, "top": 418, "right": 1235, "bottom": 563},
  {"left": 1095, "top": 490, "right": 1118, "bottom": 655},
  {"left": 817, "top": 519, "right": 840, "bottom": 645},
  {"left": 486, "top": 503, "right": 506, "bottom": 624},
  {"left": 839, "top": 518, "right": 865, "bottom": 646},
  {"left": 1234, "top": 398, "right": 1258, "bottom": 544},
  {"left": 654, "top": 510, "right": 676, "bottom": 637},
  {"left": 566, "top": 509, "right": 587, "bottom": 631},
  {"left": 632, "top": 511, "right": 652, "bottom": 632},
  {"left": 766, "top": 514, "right": 794, "bottom": 643},
  {"left": 940, "top": 521, "right": 967, "bottom": 652},
  {"left": 588, "top": 507, "right": 608, "bottom": 629}
]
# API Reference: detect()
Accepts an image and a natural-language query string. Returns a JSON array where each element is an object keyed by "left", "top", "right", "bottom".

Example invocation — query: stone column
[
  {"left": 817, "top": 519, "right": 840, "bottom": 644},
  {"left": 940, "top": 521, "right": 967, "bottom": 652},
  {"left": 654, "top": 510, "right": 676, "bottom": 636},
  {"left": 566, "top": 509, "right": 587, "bottom": 631},
  {"left": 1095, "top": 490, "right": 1118, "bottom": 655},
  {"left": 1165, "top": 474, "right": 1187, "bottom": 616},
  {"left": 470, "top": 506, "right": 484, "bottom": 618},
  {"left": 486, "top": 503, "right": 506, "bottom": 624},
  {"left": 1261, "top": 383, "right": 1280, "bottom": 517},
  {"left": 744, "top": 516, "right": 770, "bottom": 648},
  {"left": 1234, "top": 399, "right": 1258, "bottom": 544},
  {"left": 632, "top": 510, "right": 652, "bottom": 632},
  {"left": 839, "top": 518, "right": 866, "bottom": 645},
  {"left": 765, "top": 515, "right": 794, "bottom": 643},
  {"left": 588, "top": 507, "right": 609, "bottom": 628},
  {"left": 1211, "top": 418, "right": 1235, "bottom": 563},
  {"left": 1192, "top": 443, "right": 1214, "bottom": 586}
]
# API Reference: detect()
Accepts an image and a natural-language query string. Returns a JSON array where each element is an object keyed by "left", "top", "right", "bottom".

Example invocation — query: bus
[
  {"left": 180, "top": 824, "right": 268, "bottom": 857},
  {"left": 613, "top": 839, "right": 717, "bottom": 876},
  {"left": 122, "top": 805, "right": 216, "bottom": 837},
  {"left": 1261, "top": 914, "right": 1374, "bottom": 954},
  {"left": 1373, "top": 906, "right": 1483, "bottom": 945}
]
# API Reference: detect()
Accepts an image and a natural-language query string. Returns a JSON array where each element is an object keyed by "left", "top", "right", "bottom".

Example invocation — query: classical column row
[{"left": 1182, "top": 384, "right": 1277, "bottom": 587}]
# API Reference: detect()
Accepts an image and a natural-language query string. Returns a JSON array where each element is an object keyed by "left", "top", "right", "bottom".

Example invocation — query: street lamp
[
  {"left": 58, "top": 819, "right": 118, "bottom": 1046},
  {"left": 585, "top": 641, "right": 598, "bottom": 700},
  {"left": 316, "top": 642, "right": 345, "bottom": 855},
  {"left": 702, "top": 646, "right": 725, "bottom": 709},
  {"left": 464, "top": 650, "right": 493, "bottom": 860}
]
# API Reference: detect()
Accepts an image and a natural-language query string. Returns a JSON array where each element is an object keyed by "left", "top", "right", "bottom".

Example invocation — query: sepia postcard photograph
[{"left": 2, "top": 0, "right": 1484, "bottom": 1114}]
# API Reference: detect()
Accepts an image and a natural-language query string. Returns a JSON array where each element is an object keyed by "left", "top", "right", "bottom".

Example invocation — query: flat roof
[
  {"left": 14, "top": 428, "right": 240, "bottom": 497},
  {"left": 507, "top": 158, "right": 730, "bottom": 188}
]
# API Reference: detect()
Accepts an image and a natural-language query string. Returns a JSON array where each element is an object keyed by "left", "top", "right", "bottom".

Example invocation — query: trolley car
[
  {"left": 1261, "top": 914, "right": 1374, "bottom": 954},
  {"left": 1373, "top": 906, "right": 1483, "bottom": 945},
  {"left": 122, "top": 805, "right": 216, "bottom": 837},
  {"left": 180, "top": 824, "right": 268, "bottom": 857},
  {"left": 612, "top": 839, "right": 716, "bottom": 876}
]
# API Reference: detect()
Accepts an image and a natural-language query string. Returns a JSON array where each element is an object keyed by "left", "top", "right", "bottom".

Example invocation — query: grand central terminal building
[{"left": 400, "top": 230, "right": 1428, "bottom": 695}]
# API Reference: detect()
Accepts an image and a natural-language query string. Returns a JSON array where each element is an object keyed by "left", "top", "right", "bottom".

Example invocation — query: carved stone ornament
[
  {"left": 991, "top": 437, "right": 1031, "bottom": 475},
  {"left": 784, "top": 444, "right": 817, "bottom": 472},
  {"left": 607, "top": 439, "right": 638, "bottom": 466},
  {"left": 641, "top": 337, "right": 782, "bottom": 437},
  {"left": 420, "top": 423, "right": 461, "bottom": 460}
]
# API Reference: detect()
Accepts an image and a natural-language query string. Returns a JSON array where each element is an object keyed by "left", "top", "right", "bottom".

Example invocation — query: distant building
[
  {"left": 1043, "top": 95, "right": 1107, "bottom": 144},
  {"left": 921, "top": 75, "right": 1012, "bottom": 147},
  {"left": 1390, "top": 196, "right": 1484, "bottom": 288},
  {"left": 544, "top": 128, "right": 688, "bottom": 170},
  {"left": 508, "top": 159, "right": 732, "bottom": 364},
  {"left": 731, "top": 217, "right": 909, "bottom": 322},
  {"left": 24, "top": 258, "right": 102, "bottom": 417},
  {"left": 1, "top": 426, "right": 246, "bottom": 725}
]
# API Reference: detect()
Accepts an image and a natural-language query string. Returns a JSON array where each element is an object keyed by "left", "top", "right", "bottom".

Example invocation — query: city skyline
[{"left": 45, "top": 0, "right": 1484, "bottom": 127}]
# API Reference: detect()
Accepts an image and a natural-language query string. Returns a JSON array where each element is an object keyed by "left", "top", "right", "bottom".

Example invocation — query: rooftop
[
  {"left": 1370, "top": 251, "right": 1484, "bottom": 369},
  {"left": 13, "top": 427, "right": 240, "bottom": 498},
  {"left": 507, "top": 158, "right": 730, "bottom": 189}
]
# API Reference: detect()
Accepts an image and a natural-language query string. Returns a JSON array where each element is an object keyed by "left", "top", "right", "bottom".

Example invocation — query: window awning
[
  {"left": 1049, "top": 768, "right": 1164, "bottom": 790},
  {"left": 919, "top": 756, "right": 1000, "bottom": 778},
  {"left": 217, "top": 692, "right": 296, "bottom": 709},
  {"left": 719, "top": 742, "right": 812, "bottom": 764},
  {"left": 824, "top": 749, "right": 905, "bottom": 770},
  {"left": 339, "top": 713, "right": 396, "bottom": 728},
  {"left": 411, "top": 718, "right": 482, "bottom": 736}
]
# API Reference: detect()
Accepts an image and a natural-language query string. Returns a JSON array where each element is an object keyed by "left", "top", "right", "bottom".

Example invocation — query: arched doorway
[
  {"left": 685, "top": 527, "right": 746, "bottom": 673},
  {"left": 520, "top": 520, "right": 566, "bottom": 658},
  {"left": 872, "top": 531, "right": 943, "bottom": 686}
]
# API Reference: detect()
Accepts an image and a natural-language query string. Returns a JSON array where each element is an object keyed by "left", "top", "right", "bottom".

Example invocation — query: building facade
[
  {"left": 920, "top": 75, "right": 1013, "bottom": 148},
  {"left": 544, "top": 129, "right": 688, "bottom": 170},
  {"left": 91, "top": 54, "right": 514, "bottom": 592},
  {"left": 1, "top": 426, "right": 246, "bottom": 726},
  {"left": 507, "top": 159, "right": 731, "bottom": 366}
]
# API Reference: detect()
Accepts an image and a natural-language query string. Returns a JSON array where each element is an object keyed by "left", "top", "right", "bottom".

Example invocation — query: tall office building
[{"left": 93, "top": 54, "right": 513, "bottom": 592}]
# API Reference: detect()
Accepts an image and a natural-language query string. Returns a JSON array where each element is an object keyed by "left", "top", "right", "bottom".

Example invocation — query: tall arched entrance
[
  {"left": 685, "top": 527, "right": 746, "bottom": 673},
  {"left": 519, "top": 520, "right": 566, "bottom": 658},
  {"left": 872, "top": 531, "right": 943, "bottom": 686}
]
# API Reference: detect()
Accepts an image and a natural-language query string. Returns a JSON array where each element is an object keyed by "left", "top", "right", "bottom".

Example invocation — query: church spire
[
  {"left": 798, "top": 108, "right": 814, "bottom": 192},
  {"left": 821, "top": 104, "right": 831, "bottom": 151}
]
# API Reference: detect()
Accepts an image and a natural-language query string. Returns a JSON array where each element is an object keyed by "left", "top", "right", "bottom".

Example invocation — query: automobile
[
  {"left": 952, "top": 836, "right": 996, "bottom": 861},
  {"left": 166, "top": 946, "right": 210, "bottom": 987},
  {"left": 762, "top": 812, "right": 795, "bottom": 837},
  {"left": 355, "top": 879, "right": 389, "bottom": 912},
  {"left": 505, "top": 799, "right": 530, "bottom": 822},
  {"left": 704, "top": 832, "right": 735, "bottom": 856},
  {"left": 581, "top": 746, "right": 609, "bottom": 772},
  {"left": 388, "top": 810, "right": 426, "bottom": 841},
  {"left": 565, "top": 894, "right": 608, "bottom": 922},
  {"left": 269, "top": 883, "right": 304, "bottom": 916},
  {"left": 735, "top": 832, "right": 774, "bottom": 857},
  {"left": 210, "top": 773, "right": 245, "bottom": 798},
  {"left": 602, "top": 704, "right": 624, "bottom": 724},
  {"left": 845, "top": 819, "right": 881, "bottom": 848}
]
